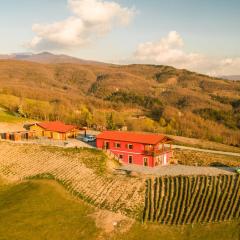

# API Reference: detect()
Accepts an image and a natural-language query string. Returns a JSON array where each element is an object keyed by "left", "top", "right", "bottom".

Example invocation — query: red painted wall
[{"left": 96, "top": 137, "right": 171, "bottom": 167}]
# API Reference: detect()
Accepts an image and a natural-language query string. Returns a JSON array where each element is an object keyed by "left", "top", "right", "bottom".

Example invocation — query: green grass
[
  {"left": 0, "top": 107, "right": 25, "bottom": 123},
  {"left": 115, "top": 221, "right": 240, "bottom": 240},
  {"left": 0, "top": 179, "right": 239, "bottom": 240},
  {"left": 0, "top": 180, "right": 99, "bottom": 240}
]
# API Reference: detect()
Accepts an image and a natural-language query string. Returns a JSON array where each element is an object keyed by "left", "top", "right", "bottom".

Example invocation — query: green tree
[
  {"left": 79, "top": 106, "right": 93, "bottom": 127},
  {"left": 159, "top": 117, "right": 167, "bottom": 127},
  {"left": 92, "top": 111, "right": 106, "bottom": 129},
  {"left": 106, "top": 113, "right": 116, "bottom": 130}
]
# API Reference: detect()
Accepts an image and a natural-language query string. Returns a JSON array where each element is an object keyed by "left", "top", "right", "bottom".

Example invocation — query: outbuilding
[{"left": 29, "top": 121, "right": 78, "bottom": 140}]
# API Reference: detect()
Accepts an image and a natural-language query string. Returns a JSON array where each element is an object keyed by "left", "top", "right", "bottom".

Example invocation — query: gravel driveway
[{"left": 119, "top": 164, "right": 236, "bottom": 176}]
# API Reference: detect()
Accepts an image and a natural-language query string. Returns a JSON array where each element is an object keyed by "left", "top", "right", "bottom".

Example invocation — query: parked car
[
  {"left": 236, "top": 167, "right": 240, "bottom": 174},
  {"left": 83, "top": 135, "right": 96, "bottom": 142}
]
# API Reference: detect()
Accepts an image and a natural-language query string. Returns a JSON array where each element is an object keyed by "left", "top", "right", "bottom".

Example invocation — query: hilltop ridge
[{"left": 0, "top": 52, "right": 106, "bottom": 65}]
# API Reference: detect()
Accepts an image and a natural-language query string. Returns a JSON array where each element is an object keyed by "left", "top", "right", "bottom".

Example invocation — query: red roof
[
  {"left": 36, "top": 121, "right": 76, "bottom": 133},
  {"left": 97, "top": 131, "right": 172, "bottom": 145}
]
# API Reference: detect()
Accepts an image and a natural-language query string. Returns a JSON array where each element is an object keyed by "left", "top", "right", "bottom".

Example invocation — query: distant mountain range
[
  {"left": 1, "top": 52, "right": 239, "bottom": 81},
  {"left": 0, "top": 52, "right": 106, "bottom": 65},
  {"left": 220, "top": 75, "right": 240, "bottom": 81}
]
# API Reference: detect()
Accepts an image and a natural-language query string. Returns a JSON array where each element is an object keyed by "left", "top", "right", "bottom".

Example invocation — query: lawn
[{"left": 0, "top": 179, "right": 239, "bottom": 240}]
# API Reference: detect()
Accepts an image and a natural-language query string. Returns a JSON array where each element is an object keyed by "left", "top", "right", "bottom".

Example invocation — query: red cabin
[{"left": 96, "top": 131, "right": 173, "bottom": 167}]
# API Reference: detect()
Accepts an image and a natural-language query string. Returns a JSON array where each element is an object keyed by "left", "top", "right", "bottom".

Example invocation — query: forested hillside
[{"left": 0, "top": 59, "right": 240, "bottom": 146}]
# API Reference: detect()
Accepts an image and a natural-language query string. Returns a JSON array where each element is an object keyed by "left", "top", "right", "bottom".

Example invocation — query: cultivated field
[
  {"left": 0, "top": 142, "right": 145, "bottom": 219},
  {"left": 143, "top": 176, "right": 240, "bottom": 224},
  {"left": 1, "top": 179, "right": 239, "bottom": 240},
  {"left": 175, "top": 149, "right": 240, "bottom": 167},
  {"left": 0, "top": 141, "right": 239, "bottom": 225}
]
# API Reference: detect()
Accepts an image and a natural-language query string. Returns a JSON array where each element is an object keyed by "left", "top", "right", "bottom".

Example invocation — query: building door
[
  {"left": 105, "top": 141, "right": 110, "bottom": 149},
  {"left": 128, "top": 155, "right": 133, "bottom": 164},
  {"left": 163, "top": 154, "right": 167, "bottom": 165},
  {"left": 144, "top": 157, "right": 148, "bottom": 167}
]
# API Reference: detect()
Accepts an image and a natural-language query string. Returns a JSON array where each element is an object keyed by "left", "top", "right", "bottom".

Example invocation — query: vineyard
[
  {"left": 0, "top": 141, "right": 239, "bottom": 224},
  {"left": 0, "top": 142, "right": 145, "bottom": 219},
  {"left": 143, "top": 175, "right": 240, "bottom": 224}
]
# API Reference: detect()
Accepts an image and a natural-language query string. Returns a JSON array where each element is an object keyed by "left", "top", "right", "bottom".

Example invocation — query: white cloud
[
  {"left": 28, "top": 0, "right": 136, "bottom": 50},
  {"left": 134, "top": 31, "right": 202, "bottom": 68},
  {"left": 211, "top": 57, "right": 240, "bottom": 76},
  {"left": 69, "top": 0, "right": 135, "bottom": 26},
  {"left": 132, "top": 31, "right": 240, "bottom": 76}
]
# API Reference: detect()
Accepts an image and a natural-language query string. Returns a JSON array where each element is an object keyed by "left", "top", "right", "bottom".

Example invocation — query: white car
[{"left": 83, "top": 135, "right": 96, "bottom": 142}]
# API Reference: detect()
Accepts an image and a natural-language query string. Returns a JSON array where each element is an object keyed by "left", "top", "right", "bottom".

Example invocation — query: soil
[{"left": 90, "top": 209, "right": 134, "bottom": 234}]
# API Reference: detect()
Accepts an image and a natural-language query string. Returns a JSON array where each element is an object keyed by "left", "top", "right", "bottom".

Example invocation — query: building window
[
  {"left": 143, "top": 157, "right": 148, "bottom": 167},
  {"left": 115, "top": 142, "right": 121, "bottom": 148},
  {"left": 128, "top": 155, "right": 133, "bottom": 164},
  {"left": 119, "top": 154, "right": 124, "bottom": 160},
  {"left": 127, "top": 144, "right": 133, "bottom": 150}
]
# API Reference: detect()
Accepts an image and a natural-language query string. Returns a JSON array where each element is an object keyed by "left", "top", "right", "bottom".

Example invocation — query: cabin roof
[
  {"left": 97, "top": 131, "right": 172, "bottom": 145},
  {"left": 35, "top": 121, "right": 76, "bottom": 133}
]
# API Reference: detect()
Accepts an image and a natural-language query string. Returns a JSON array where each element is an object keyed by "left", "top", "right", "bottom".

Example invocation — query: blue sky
[{"left": 0, "top": 0, "right": 240, "bottom": 75}]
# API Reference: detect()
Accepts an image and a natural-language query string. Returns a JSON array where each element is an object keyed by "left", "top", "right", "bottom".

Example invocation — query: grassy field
[
  {"left": 174, "top": 149, "right": 240, "bottom": 167},
  {"left": 171, "top": 135, "right": 240, "bottom": 153},
  {"left": 0, "top": 179, "right": 100, "bottom": 240},
  {"left": 0, "top": 107, "right": 24, "bottom": 123},
  {"left": 0, "top": 179, "right": 239, "bottom": 240},
  {"left": 115, "top": 221, "right": 240, "bottom": 240}
]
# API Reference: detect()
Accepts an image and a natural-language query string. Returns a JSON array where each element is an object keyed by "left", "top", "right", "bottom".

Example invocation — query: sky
[{"left": 0, "top": 0, "right": 240, "bottom": 75}]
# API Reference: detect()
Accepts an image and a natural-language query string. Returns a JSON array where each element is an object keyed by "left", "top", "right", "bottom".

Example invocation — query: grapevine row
[{"left": 143, "top": 175, "right": 240, "bottom": 224}]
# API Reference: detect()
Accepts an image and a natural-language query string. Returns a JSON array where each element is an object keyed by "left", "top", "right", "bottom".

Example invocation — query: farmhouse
[
  {"left": 29, "top": 121, "right": 78, "bottom": 140},
  {"left": 96, "top": 131, "right": 173, "bottom": 167}
]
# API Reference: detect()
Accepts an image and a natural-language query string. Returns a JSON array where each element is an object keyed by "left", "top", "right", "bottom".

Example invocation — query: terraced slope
[
  {"left": 143, "top": 176, "right": 240, "bottom": 224},
  {"left": 1, "top": 141, "right": 239, "bottom": 224},
  {"left": 0, "top": 142, "right": 145, "bottom": 219}
]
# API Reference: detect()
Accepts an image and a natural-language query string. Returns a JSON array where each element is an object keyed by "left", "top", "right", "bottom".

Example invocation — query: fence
[{"left": 0, "top": 131, "right": 69, "bottom": 147}]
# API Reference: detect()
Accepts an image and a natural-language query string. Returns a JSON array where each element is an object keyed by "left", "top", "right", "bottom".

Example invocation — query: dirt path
[
  {"left": 120, "top": 164, "right": 236, "bottom": 176},
  {"left": 170, "top": 144, "right": 240, "bottom": 157}
]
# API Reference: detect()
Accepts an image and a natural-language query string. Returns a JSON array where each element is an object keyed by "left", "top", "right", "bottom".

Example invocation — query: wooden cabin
[{"left": 29, "top": 121, "right": 78, "bottom": 140}]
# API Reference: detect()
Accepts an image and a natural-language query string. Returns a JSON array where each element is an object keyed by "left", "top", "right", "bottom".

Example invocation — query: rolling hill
[
  {"left": 0, "top": 58, "right": 239, "bottom": 146},
  {"left": 0, "top": 52, "right": 105, "bottom": 65},
  {"left": 220, "top": 75, "right": 240, "bottom": 81}
]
